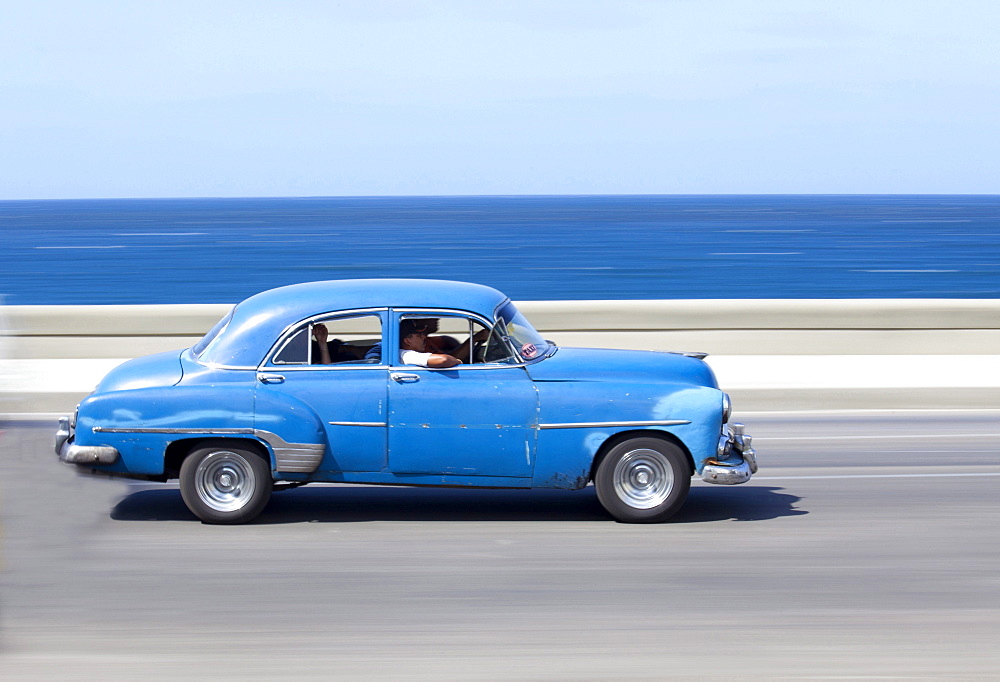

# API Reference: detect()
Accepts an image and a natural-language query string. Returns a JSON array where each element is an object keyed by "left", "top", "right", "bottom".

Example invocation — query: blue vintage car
[{"left": 56, "top": 279, "right": 756, "bottom": 524}]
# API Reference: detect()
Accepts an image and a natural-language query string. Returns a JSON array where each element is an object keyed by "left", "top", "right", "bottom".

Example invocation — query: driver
[{"left": 398, "top": 319, "right": 490, "bottom": 368}]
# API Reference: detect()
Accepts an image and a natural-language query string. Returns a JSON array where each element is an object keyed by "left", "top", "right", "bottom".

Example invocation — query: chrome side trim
[
  {"left": 64, "top": 425, "right": 324, "bottom": 473},
  {"left": 254, "top": 429, "right": 325, "bottom": 473},
  {"left": 328, "top": 421, "right": 387, "bottom": 427},
  {"left": 194, "top": 362, "right": 259, "bottom": 371},
  {"left": 260, "top": 363, "right": 389, "bottom": 371},
  {"left": 388, "top": 362, "right": 528, "bottom": 370},
  {"left": 537, "top": 420, "right": 691, "bottom": 430},
  {"left": 92, "top": 427, "right": 254, "bottom": 434},
  {"left": 393, "top": 306, "right": 487, "bottom": 316}
]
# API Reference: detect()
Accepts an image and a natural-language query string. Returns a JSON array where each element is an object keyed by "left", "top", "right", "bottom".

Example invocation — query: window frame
[
  {"left": 392, "top": 308, "right": 520, "bottom": 369},
  {"left": 262, "top": 308, "right": 389, "bottom": 370}
]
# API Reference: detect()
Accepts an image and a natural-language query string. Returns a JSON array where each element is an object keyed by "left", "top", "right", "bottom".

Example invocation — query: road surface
[{"left": 2, "top": 411, "right": 999, "bottom": 679}]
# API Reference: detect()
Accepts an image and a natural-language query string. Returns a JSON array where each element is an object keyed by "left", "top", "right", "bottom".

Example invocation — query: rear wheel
[
  {"left": 180, "top": 441, "right": 272, "bottom": 524},
  {"left": 594, "top": 437, "right": 691, "bottom": 523}
]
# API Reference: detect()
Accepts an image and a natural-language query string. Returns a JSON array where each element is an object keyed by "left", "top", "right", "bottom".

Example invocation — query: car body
[{"left": 56, "top": 279, "right": 757, "bottom": 523}]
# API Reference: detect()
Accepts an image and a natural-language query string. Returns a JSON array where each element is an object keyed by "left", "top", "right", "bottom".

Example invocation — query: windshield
[{"left": 497, "top": 302, "right": 552, "bottom": 361}]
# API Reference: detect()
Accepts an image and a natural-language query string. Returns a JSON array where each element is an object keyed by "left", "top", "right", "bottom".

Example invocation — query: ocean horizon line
[{"left": 3, "top": 192, "right": 1000, "bottom": 204}]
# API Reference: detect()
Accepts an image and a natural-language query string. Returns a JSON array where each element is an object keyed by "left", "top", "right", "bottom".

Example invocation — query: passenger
[
  {"left": 312, "top": 323, "right": 334, "bottom": 364},
  {"left": 362, "top": 318, "right": 460, "bottom": 363},
  {"left": 413, "top": 318, "right": 461, "bottom": 353},
  {"left": 311, "top": 323, "right": 363, "bottom": 364},
  {"left": 398, "top": 319, "right": 489, "bottom": 368}
]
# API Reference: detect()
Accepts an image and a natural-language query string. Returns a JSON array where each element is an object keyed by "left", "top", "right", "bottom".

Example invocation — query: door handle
[
  {"left": 390, "top": 372, "right": 420, "bottom": 383},
  {"left": 257, "top": 373, "right": 285, "bottom": 384}
]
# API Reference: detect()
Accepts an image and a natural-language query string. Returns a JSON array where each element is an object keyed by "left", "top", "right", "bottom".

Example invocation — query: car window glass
[
  {"left": 311, "top": 314, "right": 383, "bottom": 365},
  {"left": 481, "top": 321, "right": 518, "bottom": 364},
  {"left": 271, "top": 314, "right": 383, "bottom": 365},
  {"left": 497, "top": 302, "right": 550, "bottom": 360},
  {"left": 401, "top": 315, "right": 516, "bottom": 365},
  {"left": 192, "top": 309, "right": 234, "bottom": 357},
  {"left": 424, "top": 316, "right": 470, "bottom": 361},
  {"left": 273, "top": 327, "right": 310, "bottom": 364}
]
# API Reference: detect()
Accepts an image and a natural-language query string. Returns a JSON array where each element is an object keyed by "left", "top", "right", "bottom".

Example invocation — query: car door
[
  {"left": 386, "top": 311, "right": 538, "bottom": 479},
  {"left": 254, "top": 310, "right": 389, "bottom": 473}
]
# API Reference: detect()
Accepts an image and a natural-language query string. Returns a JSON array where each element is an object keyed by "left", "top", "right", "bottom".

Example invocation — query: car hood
[
  {"left": 526, "top": 347, "right": 719, "bottom": 389},
  {"left": 93, "top": 349, "right": 185, "bottom": 394}
]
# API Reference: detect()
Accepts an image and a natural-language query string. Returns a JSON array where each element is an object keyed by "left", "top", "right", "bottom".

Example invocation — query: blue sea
[{"left": 1, "top": 195, "right": 998, "bottom": 304}]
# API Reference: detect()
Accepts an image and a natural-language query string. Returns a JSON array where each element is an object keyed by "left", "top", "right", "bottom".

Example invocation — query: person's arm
[
  {"left": 425, "top": 353, "right": 460, "bottom": 368},
  {"left": 400, "top": 349, "right": 460, "bottom": 368},
  {"left": 313, "top": 324, "right": 332, "bottom": 364},
  {"left": 449, "top": 328, "right": 491, "bottom": 364}
]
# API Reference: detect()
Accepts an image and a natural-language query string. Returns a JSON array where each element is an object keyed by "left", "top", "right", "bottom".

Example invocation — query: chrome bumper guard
[
  {"left": 702, "top": 422, "right": 758, "bottom": 485},
  {"left": 55, "top": 415, "right": 119, "bottom": 465}
]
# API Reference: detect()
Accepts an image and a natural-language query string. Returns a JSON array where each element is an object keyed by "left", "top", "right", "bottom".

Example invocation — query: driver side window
[{"left": 403, "top": 315, "right": 517, "bottom": 365}]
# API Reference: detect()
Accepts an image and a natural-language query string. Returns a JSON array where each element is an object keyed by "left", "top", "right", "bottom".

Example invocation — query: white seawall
[{"left": 2, "top": 299, "right": 999, "bottom": 415}]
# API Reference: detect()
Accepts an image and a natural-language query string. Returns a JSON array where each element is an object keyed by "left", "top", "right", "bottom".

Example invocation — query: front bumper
[
  {"left": 55, "top": 415, "right": 119, "bottom": 465},
  {"left": 701, "top": 422, "right": 758, "bottom": 485}
]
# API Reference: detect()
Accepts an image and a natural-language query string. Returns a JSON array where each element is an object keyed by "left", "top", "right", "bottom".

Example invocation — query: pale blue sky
[{"left": 2, "top": 1, "right": 998, "bottom": 199}]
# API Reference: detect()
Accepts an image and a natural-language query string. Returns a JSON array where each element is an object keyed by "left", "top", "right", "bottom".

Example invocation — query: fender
[
  {"left": 530, "top": 380, "right": 725, "bottom": 487},
  {"left": 75, "top": 383, "right": 255, "bottom": 476},
  {"left": 252, "top": 388, "right": 328, "bottom": 474}
]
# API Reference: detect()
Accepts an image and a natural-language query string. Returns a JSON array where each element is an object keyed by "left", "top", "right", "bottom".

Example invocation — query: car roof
[{"left": 198, "top": 279, "right": 510, "bottom": 367}]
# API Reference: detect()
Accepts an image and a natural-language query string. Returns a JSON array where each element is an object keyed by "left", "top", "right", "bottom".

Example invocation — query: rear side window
[
  {"left": 270, "top": 314, "right": 383, "bottom": 366},
  {"left": 272, "top": 327, "right": 310, "bottom": 364}
]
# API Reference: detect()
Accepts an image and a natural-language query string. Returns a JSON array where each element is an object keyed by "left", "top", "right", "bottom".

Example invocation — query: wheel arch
[
  {"left": 588, "top": 429, "right": 694, "bottom": 483},
  {"left": 164, "top": 437, "right": 272, "bottom": 479}
]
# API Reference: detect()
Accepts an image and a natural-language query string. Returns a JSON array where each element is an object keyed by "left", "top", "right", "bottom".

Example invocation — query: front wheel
[
  {"left": 180, "top": 441, "right": 272, "bottom": 524},
  {"left": 594, "top": 438, "right": 691, "bottom": 523}
]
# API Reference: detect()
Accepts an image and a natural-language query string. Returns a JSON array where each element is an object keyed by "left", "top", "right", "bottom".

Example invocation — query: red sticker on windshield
[{"left": 521, "top": 343, "right": 538, "bottom": 359}]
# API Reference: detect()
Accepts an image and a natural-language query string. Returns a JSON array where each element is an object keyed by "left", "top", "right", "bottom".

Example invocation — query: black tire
[
  {"left": 179, "top": 441, "right": 272, "bottom": 524},
  {"left": 594, "top": 437, "right": 691, "bottom": 523}
]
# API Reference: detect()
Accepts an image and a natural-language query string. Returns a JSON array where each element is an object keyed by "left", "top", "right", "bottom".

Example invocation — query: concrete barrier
[
  {"left": 6, "top": 299, "right": 1000, "bottom": 359},
  {"left": 3, "top": 299, "right": 999, "bottom": 414}
]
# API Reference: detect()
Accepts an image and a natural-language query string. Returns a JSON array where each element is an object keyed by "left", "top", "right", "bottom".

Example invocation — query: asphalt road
[{"left": 2, "top": 411, "right": 999, "bottom": 679}]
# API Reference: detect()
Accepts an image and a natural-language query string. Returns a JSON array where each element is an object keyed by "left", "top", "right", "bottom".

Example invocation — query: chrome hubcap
[
  {"left": 195, "top": 451, "right": 256, "bottom": 512},
  {"left": 612, "top": 448, "right": 674, "bottom": 509}
]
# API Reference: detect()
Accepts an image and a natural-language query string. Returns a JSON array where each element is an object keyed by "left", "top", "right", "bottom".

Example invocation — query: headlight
[{"left": 721, "top": 393, "right": 732, "bottom": 424}]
